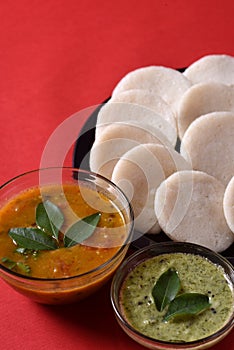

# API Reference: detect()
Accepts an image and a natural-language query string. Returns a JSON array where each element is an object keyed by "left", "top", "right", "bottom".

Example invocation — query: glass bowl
[
  {"left": 111, "top": 242, "right": 234, "bottom": 350},
  {"left": 0, "top": 167, "right": 134, "bottom": 304}
]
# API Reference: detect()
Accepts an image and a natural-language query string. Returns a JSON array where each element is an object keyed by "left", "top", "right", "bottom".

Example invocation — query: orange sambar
[{"left": 0, "top": 184, "right": 127, "bottom": 279}]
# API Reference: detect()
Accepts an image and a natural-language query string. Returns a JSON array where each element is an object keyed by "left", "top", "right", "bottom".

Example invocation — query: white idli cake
[
  {"left": 180, "top": 111, "right": 234, "bottom": 186},
  {"left": 111, "top": 144, "right": 191, "bottom": 234},
  {"left": 84, "top": 56, "right": 234, "bottom": 255},
  {"left": 183, "top": 54, "right": 234, "bottom": 85},
  {"left": 95, "top": 101, "right": 177, "bottom": 147},
  {"left": 89, "top": 122, "right": 171, "bottom": 179},
  {"left": 111, "top": 66, "right": 191, "bottom": 115},
  {"left": 177, "top": 82, "right": 234, "bottom": 139},
  {"left": 154, "top": 170, "right": 234, "bottom": 252},
  {"left": 110, "top": 89, "right": 177, "bottom": 132},
  {"left": 223, "top": 175, "right": 234, "bottom": 233}
]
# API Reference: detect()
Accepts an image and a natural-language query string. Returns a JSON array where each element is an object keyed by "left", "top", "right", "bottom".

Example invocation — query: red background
[{"left": 0, "top": 1, "right": 234, "bottom": 349}]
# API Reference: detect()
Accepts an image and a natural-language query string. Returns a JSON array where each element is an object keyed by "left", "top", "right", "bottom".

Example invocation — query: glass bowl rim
[
  {"left": 0, "top": 167, "right": 134, "bottom": 282},
  {"left": 110, "top": 241, "right": 234, "bottom": 347}
]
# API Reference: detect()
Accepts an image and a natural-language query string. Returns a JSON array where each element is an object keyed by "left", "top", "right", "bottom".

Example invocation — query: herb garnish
[
  {"left": 1, "top": 257, "right": 31, "bottom": 274},
  {"left": 7, "top": 200, "right": 101, "bottom": 251},
  {"left": 152, "top": 268, "right": 211, "bottom": 321},
  {"left": 64, "top": 212, "right": 101, "bottom": 248},
  {"left": 152, "top": 268, "right": 181, "bottom": 312},
  {"left": 164, "top": 293, "right": 211, "bottom": 321},
  {"left": 9, "top": 227, "right": 58, "bottom": 250},
  {"left": 36, "top": 200, "right": 64, "bottom": 242}
]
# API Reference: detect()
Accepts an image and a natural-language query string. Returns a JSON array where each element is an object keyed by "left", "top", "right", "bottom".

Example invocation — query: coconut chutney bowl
[
  {"left": 0, "top": 167, "right": 134, "bottom": 304},
  {"left": 111, "top": 242, "right": 234, "bottom": 350}
]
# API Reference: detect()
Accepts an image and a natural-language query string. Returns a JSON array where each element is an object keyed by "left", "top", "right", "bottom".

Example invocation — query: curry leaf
[
  {"left": 1, "top": 257, "right": 17, "bottom": 270},
  {"left": 16, "top": 262, "right": 31, "bottom": 274},
  {"left": 164, "top": 293, "right": 211, "bottom": 321},
  {"left": 2, "top": 257, "right": 31, "bottom": 274},
  {"left": 152, "top": 268, "right": 181, "bottom": 311},
  {"left": 36, "top": 200, "right": 64, "bottom": 241},
  {"left": 64, "top": 212, "right": 101, "bottom": 248},
  {"left": 9, "top": 227, "right": 58, "bottom": 250}
]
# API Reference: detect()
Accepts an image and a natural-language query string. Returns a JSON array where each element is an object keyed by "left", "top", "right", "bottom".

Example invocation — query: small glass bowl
[
  {"left": 111, "top": 242, "right": 234, "bottom": 350},
  {"left": 0, "top": 167, "right": 134, "bottom": 304}
]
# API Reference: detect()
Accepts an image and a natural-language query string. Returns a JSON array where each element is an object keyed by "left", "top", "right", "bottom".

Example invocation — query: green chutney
[{"left": 120, "top": 253, "right": 233, "bottom": 342}]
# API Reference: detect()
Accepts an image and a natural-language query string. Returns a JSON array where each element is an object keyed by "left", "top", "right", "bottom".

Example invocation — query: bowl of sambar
[{"left": 0, "top": 167, "right": 134, "bottom": 304}]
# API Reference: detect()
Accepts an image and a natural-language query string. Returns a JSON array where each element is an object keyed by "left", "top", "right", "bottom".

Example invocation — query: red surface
[{"left": 0, "top": 1, "right": 234, "bottom": 349}]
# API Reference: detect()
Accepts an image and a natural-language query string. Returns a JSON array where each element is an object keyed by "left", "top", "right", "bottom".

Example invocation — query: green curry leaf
[
  {"left": 8, "top": 203, "right": 101, "bottom": 252},
  {"left": 1, "top": 257, "right": 17, "bottom": 270},
  {"left": 164, "top": 293, "right": 211, "bottom": 321},
  {"left": 36, "top": 200, "right": 64, "bottom": 241},
  {"left": 64, "top": 212, "right": 101, "bottom": 248},
  {"left": 1, "top": 257, "right": 31, "bottom": 274},
  {"left": 9, "top": 227, "right": 58, "bottom": 250},
  {"left": 152, "top": 268, "right": 181, "bottom": 311}
]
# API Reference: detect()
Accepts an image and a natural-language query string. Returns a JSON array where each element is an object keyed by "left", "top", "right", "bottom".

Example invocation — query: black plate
[{"left": 72, "top": 90, "right": 234, "bottom": 265}]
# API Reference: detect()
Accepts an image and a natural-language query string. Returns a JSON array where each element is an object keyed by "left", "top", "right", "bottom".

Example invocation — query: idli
[
  {"left": 180, "top": 111, "right": 234, "bottom": 186},
  {"left": 90, "top": 122, "right": 171, "bottom": 179},
  {"left": 177, "top": 82, "right": 234, "bottom": 139},
  {"left": 110, "top": 89, "right": 177, "bottom": 131},
  {"left": 154, "top": 170, "right": 234, "bottom": 252},
  {"left": 111, "top": 66, "right": 191, "bottom": 115},
  {"left": 223, "top": 175, "right": 234, "bottom": 233},
  {"left": 111, "top": 143, "right": 191, "bottom": 234},
  {"left": 96, "top": 101, "right": 177, "bottom": 147},
  {"left": 184, "top": 54, "right": 234, "bottom": 85}
]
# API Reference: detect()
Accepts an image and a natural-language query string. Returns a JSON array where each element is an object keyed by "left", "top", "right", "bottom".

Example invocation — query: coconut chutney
[{"left": 120, "top": 253, "right": 233, "bottom": 342}]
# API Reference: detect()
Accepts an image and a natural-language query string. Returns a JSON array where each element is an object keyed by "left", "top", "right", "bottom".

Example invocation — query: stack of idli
[{"left": 89, "top": 54, "right": 234, "bottom": 252}]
